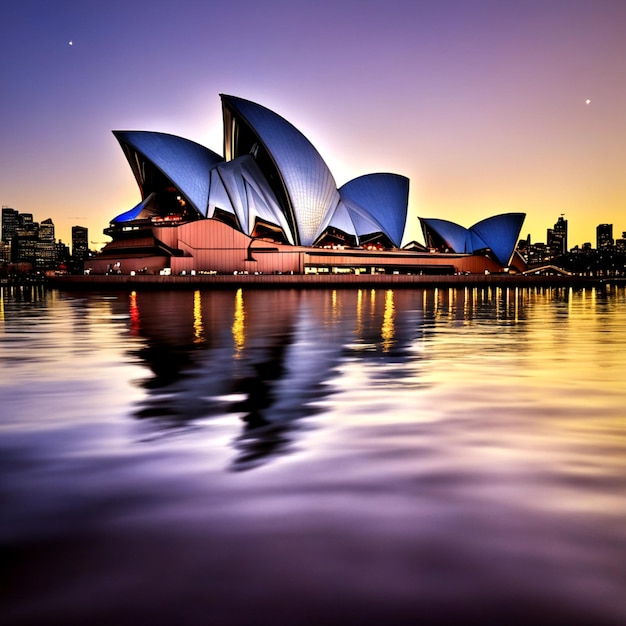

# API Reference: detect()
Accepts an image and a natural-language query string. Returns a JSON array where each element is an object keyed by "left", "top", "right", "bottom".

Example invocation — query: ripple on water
[{"left": 2, "top": 285, "right": 626, "bottom": 625}]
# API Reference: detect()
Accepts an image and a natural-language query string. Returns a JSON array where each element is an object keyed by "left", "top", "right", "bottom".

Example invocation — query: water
[{"left": 2, "top": 285, "right": 626, "bottom": 625}]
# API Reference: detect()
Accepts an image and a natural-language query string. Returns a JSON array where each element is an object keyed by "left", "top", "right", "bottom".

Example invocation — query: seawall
[{"left": 48, "top": 273, "right": 625, "bottom": 290}]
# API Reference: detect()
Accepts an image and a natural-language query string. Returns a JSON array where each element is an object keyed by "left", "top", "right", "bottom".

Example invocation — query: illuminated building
[
  {"left": 2, "top": 207, "right": 19, "bottom": 246},
  {"left": 597, "top": 224, "right": 613, "bottom": 250},
  {"left": 36, "top": 218, "right": 56, "bottom": 269},
  {"left": 89, "top": 95, "right": 526, "bottom": 276},
  {"left": 419, "top": 214, "right": 526, "bottom": 267},
  {"left": 547, "top": 215, "right": 568, "bottom": 257},
  {"left": 13, "top": 221, "right": 38, "bottom": 265},
  {"left": 72, "top": 226, "right": 89, "bottom": 262}
]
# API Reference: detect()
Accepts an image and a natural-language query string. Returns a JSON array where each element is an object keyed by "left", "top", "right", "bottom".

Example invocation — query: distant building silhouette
[
  {"left": 2, "top": 207, "right": 82, "bottom": 271},
  {"left": 13, "top": 219, "right": 39, "bottom": 265},
  {"left": 0, "top": 240, "right": 10, "bottom": 263},
  {"left": 547, "top": 215, "right": 568, "bottom": 256},
  {"left": 2, "top": 207, "right": 19, "bottom": 248},
  {"left": 597, "top": 223, "right": 613, "bottom": 250},
  {"left": 56, "top": 240, "right": 71, "bottom": 269},
  {"left": 37, "top": 218, "right": 56, "bottom": 269},
  {"left": 72, "top": 225, "right": 89, "bottom": 263}
]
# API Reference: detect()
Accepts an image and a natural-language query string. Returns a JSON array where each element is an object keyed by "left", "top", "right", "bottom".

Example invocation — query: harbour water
[{"left": 2, "top": 285, "right": 626, "bottom": 625}]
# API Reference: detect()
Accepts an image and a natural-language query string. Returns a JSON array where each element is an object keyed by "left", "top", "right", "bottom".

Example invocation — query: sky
[{"left": 1, "top": 0, "right": 625, "bottom": 249}]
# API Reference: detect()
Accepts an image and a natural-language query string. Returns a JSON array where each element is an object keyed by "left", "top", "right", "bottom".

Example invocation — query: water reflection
[
  {"left": 2, "top": 284, "right": 626, "bottom": 625},
  {"left": 107, "top": 284, "right": 625, "bottom": 470},
  {"left": 231, "top": 287, "right": 244, "bottom": 354},
  {"left": 116, "top": 288, "right": 412, "bottom": 466},
  {"left": 123, "top": 290, "right": 347, "bottom": 469}
]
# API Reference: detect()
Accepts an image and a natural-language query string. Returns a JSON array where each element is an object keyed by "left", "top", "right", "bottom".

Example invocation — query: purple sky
[{"left": 2, "top": 0, "right": 625, "bottom": 248}]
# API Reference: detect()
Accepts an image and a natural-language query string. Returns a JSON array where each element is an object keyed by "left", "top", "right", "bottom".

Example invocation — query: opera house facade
[{"left": 89, "top": 95, "right": 526, "bottom": 276}]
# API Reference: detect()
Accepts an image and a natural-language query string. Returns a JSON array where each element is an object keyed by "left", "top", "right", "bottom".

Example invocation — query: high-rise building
[
  {"left": 596, "top": 223, "right": 613, "bottom": 250},
  {"left": 55, "top": 240, "right": 71, "bottom": 269},
  {"left": 547, "top": 215, "right": 568, "bottom": 257},
  {"left": 2, "top": 206, "right": 19, "bottom": 245},
  {"left": 36, "top": 218, "right": 56, "bottom": 269},
  {"left": 0, "top": 240, "right": 10, "bottom": 263},
  {"left": 13, "top": 221, "right": 39, "bottom": 265},
  {"left": 71, "top": 225, "right": 89, "bottom": 262}
]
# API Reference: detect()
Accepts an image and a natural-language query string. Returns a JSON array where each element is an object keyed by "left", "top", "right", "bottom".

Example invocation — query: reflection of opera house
[{"left": 90, "top": 95, "right": 527, "bottom": 276}]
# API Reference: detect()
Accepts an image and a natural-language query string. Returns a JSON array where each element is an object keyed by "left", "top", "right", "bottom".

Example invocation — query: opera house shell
[
  {"left": 419, "top": 214, "right": 527, "bottom": 268},
  {"left": 90, "top": 95, "right": 526, "bottom": 276}
]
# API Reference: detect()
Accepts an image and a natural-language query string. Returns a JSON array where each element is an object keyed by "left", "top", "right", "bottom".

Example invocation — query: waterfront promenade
[{"left": 48, "top": 273, "right": 625, "bottom": 290}]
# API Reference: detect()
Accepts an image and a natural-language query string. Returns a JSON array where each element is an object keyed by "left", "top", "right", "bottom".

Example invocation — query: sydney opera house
[{"left": 89, "top": 94, "right": 527, "bottom": 276}]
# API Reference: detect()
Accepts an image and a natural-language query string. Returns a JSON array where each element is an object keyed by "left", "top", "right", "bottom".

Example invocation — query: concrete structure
[{"left": 90, "top": 95, "right": 526, "bottom": 276}]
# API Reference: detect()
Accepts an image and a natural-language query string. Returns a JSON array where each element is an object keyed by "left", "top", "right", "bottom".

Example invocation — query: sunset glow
[{"left": 1, "top": 1, "right": 625, "bottom": 249}]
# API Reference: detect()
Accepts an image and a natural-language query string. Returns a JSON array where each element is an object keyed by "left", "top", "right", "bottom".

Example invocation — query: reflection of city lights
[
  {"left": 129, "top": 290, "right": 140, "bottom": 335},
  {"left": 0, "top": 288, "right": 4, "bottom": 323},
  {"left": 232, "top": 288, "right": 245, "bottom": 356},
  {"left": 381, "top": 289, "right": 395, "bottom": 352},
  {"left": 355, "top": 289, "right": 363, "bottom": 336},
  {"left": 193, "top": 290, "right": 204, "bottom": 344}
]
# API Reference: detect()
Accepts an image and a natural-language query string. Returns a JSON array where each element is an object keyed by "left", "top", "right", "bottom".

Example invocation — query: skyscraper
[
  {"left": 37, "top": 218, "right": 56, "bottom": 269},
  {"left": 71, "top": 226, "right": 89, "bottom": 263},
  {"left": 13, "top": 220, "right": 39, "bottom": 265},
  {"left": 2, "top": 206, "right": 19, "bottom": 245},
  {"left": 55, "top": 241, "right": 71, "bottom": 269},
  {"left": 547, "top": 215, "right": 568, "bottom": 257},
  {"left": 597, "top": 224, "right": 613, "bottom": 250}
]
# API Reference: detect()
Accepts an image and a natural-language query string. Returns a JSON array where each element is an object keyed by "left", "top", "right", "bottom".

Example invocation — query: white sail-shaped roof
[
  {"left": 209, "top": 156, "right": 295, "bottom": 244},
  {"left": 221, "top": 95, "right": 339, "bottom": 246},
  {"left": 113, "top": 131, "right": 223, "bottom": 216},
  {"left": 338, "top": 174, "right": 409, "bottom": 248}
]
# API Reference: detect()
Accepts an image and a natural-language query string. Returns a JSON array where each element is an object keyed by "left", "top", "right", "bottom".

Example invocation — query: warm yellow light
[
  {"left": 232, "top": 288, "right": 245, "bottom": 356},
  {"left": 355, "top": 289, "right": 363, "bottom": 337},
  {"left": 381, "top": 289, "right": 395, "bottom": 352},
  {"left": 193, "top": 290, "right": 204, "bottom": 344},
  {"left": 129, "top": 291, "right": 140, "bottom": 335}
]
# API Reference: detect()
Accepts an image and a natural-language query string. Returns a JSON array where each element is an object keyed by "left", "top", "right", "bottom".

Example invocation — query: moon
[
  {"left": 69, "top": 40, "right": 73, "bottom": 46},
  {"left": 585, "top": 99, "right": 591, "bottom": 105}
]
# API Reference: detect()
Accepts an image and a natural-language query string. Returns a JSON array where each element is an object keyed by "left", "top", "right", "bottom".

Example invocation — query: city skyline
[
  {"left": 4, "top": 202, "right": 623, "bottom": 256},
  {"left": 2, "top": 1, "right": 625, "bottom": 248}
]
